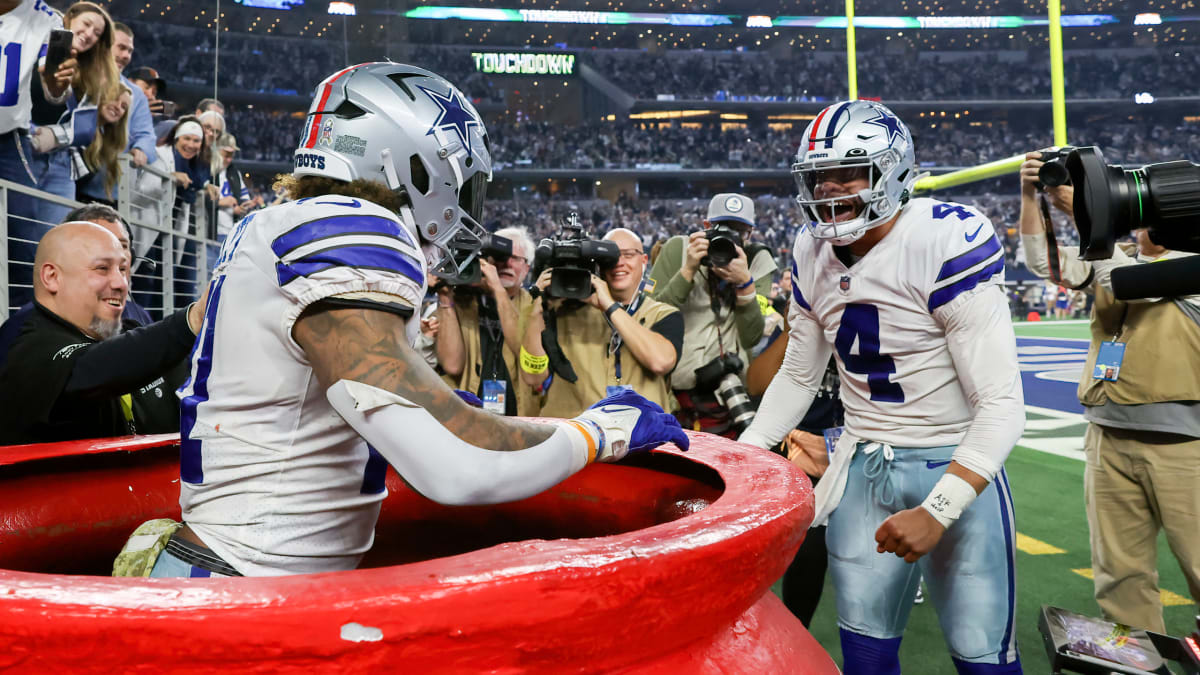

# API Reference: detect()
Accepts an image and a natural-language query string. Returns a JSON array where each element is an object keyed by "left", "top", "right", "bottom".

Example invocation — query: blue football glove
[
  {"left": 454, "top": 390, "right": 483, "bottom": 408},
  {"left": 574, "top": 389, "right": 690, "bottom": 462}
]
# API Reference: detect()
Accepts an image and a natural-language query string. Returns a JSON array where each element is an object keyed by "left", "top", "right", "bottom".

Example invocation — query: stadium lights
[
  {"left": 328, "top": 1, "right": 355, "bottom": 15},
  {"left": 1135, "top": 13, "right": 1163, "bottom": 26},
  {"left": 403, "top": 7, "right": 1148, "bottom": 29}
]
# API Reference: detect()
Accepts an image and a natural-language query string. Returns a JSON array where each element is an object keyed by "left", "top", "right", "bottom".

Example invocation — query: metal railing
[{"left": 0, "top": 153, "right": 220, "bottom": 321}]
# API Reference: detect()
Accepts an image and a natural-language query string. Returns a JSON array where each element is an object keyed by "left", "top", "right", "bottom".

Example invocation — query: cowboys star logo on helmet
[
  {"left": 862, "top": 108, "right": 907, "bottom": 148},
  {"left": 418, "top": 85, "right": 482, "bottom": 161},
  {"left": 292, "top": 63, "right": 493, "bottom": 284},
  {"left": 793, "top": 100, "right": 916, "bottom": 246}
]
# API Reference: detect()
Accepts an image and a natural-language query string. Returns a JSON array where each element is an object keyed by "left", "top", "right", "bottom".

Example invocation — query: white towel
[{"left": 810, "top": 434, "right": 890, "bottom": 527}]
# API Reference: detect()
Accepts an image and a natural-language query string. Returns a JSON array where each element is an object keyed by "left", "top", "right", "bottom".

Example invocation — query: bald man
[
  {"left": 519, "top": 227, "right": 683, "bottom": 417},
  {"left": 0, "top": 223, "right": 206, "bottom": 445},
  {"left": 0, "top": 204, "right": 154, "bottom": 367}
]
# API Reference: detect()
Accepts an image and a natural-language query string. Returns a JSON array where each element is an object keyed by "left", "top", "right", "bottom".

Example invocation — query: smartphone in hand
[{"left": 42, "top": 29, "right": 74, "bottom": 78}]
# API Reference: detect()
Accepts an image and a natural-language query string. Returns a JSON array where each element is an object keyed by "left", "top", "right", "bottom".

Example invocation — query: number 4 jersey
[{"left": 788, "top": 197, "right": 1018, "bottom": 449}]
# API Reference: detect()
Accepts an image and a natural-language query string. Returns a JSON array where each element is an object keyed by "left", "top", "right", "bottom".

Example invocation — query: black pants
[{"left": 781, "top": 523, "right": 828, "bottom": 627}]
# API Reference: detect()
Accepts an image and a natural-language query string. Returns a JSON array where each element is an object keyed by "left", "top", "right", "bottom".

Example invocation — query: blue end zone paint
[{"left": 1016, "top": 336, "right": 1087, "bottom": 414}]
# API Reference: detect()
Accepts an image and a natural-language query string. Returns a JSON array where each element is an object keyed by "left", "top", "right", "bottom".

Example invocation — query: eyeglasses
[{"left": 618, "top": 249, "right": 643, "bottom": 261}]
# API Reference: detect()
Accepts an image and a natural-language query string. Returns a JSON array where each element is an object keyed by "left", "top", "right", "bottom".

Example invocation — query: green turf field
[
  {"left": 1011, "top": 319, "right": 1091, "bottom": 340},
  {"left": 780, "top": 439, "right": 1198, "bottom": 673}
]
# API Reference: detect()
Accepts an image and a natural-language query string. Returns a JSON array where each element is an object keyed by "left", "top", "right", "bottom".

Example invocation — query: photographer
[
  {"left": 436, "top": 227, "right": 539, "bottom": 416},
  {"left": 1019, "top": 149, "right": 1200, "bottom": 634},
  {"left": 648, "top": 193, "right": 776, "bottom": 438},
  {"left": 520, "top": 228, "right": 682, "bottom": 418}
]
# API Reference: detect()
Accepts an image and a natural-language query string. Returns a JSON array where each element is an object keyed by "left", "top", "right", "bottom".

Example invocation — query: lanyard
[
  {"left": 478, "top": 296, "right": 504, "bottom": 380},
  {"left": 1111, "top": 303, "right": 1130, "bottom": 343},
  {"left": 608, "top": 290, "right": 644, "bottom": 384}
]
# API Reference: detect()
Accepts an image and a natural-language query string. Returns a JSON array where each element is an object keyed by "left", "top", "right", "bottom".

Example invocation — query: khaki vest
[
  {"left": 539, "top": 297, "right": 679, "bottom": 419},
  {"left": 1078, "top": 285, "right": 1200, "bottom": 406},
  {"left": 442, "top": 290, "right": 541, "bottom": 417},
  {"left": 671, "top": 249, "right": 777, "bottom": 390}
]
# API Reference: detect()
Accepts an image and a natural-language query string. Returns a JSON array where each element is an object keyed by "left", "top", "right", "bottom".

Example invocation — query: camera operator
[
  {"left": 435, "top": 227, "right": 539, "bottom": 416},
  {"left": 1019, "top": 149, "right": 1200, "bottom": 634},
  {"left": 520, "top": 228, "right": 682, "bottom": 418},
  {"left": 648, "top": 193, "right": 776, "bottom": 438}
]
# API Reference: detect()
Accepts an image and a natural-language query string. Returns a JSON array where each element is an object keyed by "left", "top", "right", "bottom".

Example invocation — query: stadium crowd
[{"left": 592, "top": 48, "right": 1200, "bottom": 102}]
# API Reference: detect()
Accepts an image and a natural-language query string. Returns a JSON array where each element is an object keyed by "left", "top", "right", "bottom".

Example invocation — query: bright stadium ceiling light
[{"left": 328, "top": 1, "right": 356, "bottom": 13}]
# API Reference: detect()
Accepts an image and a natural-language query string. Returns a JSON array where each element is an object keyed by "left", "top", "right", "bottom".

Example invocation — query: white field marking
[
  {"left": 1033, "top": 367, "right": 1085, "bottom": 383},
  {"left": 1017, "top": 345, "right": 1088, "bottom": 355},
  {"left": 1018, "top": 405, "right": 1087, "bottom": 462}
]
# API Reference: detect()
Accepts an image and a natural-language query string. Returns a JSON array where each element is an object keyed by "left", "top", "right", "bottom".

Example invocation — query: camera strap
[
  {"left": 608, "top": 291, "right": 645, "bottom": 384},
  {"left": 1040, "top": 193, "right": 1095, "bottom": 291},
  {"left": 1039, "top": 194, "right": 1064, "bottom": 285}
]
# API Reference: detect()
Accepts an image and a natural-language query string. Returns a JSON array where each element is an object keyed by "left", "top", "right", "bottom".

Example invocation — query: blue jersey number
[
  {"left": 0, "top": 43, "right": 21, "bottom": 107},
  {"left": 932, "top": 204, "right": 974, "bottom": 221},
  {"left": 835, "top": 304, "right": 905, "bottom": 403}
]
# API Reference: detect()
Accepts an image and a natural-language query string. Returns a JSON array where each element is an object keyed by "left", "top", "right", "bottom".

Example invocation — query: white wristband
[{"left": 920, "top": 473, "right": 978, "bottom": 530}]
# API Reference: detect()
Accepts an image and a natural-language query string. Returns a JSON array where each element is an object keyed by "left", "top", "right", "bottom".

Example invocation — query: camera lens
[
  {"left": 707, "top": 238, "right": 736, "bottom": 267},
  {"left": 1037, "top": 161, "right": 1071, "bottom": 188},
  {"left": 715, "top": 373, "right": 756, "bottom": 431}
]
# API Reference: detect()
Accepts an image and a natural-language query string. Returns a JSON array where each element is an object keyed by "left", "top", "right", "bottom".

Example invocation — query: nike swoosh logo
[
  {"left": 856, "top": 134, "right": 877, "bottom": 140},
  {"left": 964, "top": 223, "right": 985, "bottom": 242},
  {"left": 598, "top": 406, "right": 633, "bottom": 414},
  {"left": 925, "top": 460, "right": 952, "bottom": 469}
]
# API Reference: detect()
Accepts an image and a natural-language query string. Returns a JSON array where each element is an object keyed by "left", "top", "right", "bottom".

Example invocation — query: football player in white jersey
[
  {"left": 142, "top": 64, "right": 687, "bottom": 579},
  {"left": 739, "top": 101, "right": 1025, "bottom": 674}
]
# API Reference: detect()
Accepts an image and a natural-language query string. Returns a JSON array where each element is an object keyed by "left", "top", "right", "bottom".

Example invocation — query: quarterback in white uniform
[
  {"left": 144, "top": 64, "right": 688, "bottom": 579},
  {"left": 740, "top": 101, "right": 1025, "bottom": 674}
]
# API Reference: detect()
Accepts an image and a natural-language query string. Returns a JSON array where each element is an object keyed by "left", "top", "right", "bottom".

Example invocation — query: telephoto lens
[{"left": 715, "top": 372, "right": 756, "bottom": 431}]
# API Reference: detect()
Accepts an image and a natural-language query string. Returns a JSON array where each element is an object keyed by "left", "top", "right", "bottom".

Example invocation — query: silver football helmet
[
  {"left": 293, "top": 62, "right": 492, "bottom": 280},
  {"left": 793, "top": 100, "right": 916, "bottom": 246}
]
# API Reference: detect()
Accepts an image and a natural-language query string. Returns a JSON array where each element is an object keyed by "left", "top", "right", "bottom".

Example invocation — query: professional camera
[
  {"left": 1066, "top": 146, "right": 1200, "bottom": 259},
  {"left": 702, "top": 224, "right": 744, "bottom": 268},
  {"left": 1035, "top": 146, "right": 1075, "bottom": 189},
  {"left": 531, "top": 212, "right": 620, "bottom": 301},
  {"left": 444, "top": 232, "right": 513, "bottom": 286},
  {"left": 694, "top": 353, "right": 755, "bottom": 432},
  {"left": 1061, "top": 146, "right": 1200, "bottom": 300}
]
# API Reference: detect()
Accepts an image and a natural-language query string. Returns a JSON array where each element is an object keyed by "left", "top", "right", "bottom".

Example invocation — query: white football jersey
[
  {"left": 789, "top": 197, "right": 1005, "bottom": 448},
  {"left": 0, "top": 0, "right": 61, "bottom": 134},
  {"left": 178, "top": 196, "right": 427, "bottom": 576}
]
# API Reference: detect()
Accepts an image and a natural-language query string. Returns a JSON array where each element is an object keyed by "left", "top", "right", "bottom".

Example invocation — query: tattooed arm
[{"left": 294, "top": 302, "right": 555, "bottom": 451}]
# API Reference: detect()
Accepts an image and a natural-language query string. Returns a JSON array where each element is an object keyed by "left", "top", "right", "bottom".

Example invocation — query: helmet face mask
[
  {"left": 792, "top": 101, "right": 915, "bottom": 246},
  {"left": 294, "top": 63, "right": 493, "bottom": 282}
]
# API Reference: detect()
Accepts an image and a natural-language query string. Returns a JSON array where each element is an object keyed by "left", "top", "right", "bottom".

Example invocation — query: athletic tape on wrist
[
  {"left": 919, "top": 472, "right": 978, "bottom": 530},
  {"left": 520, "top": 346, "right": 549, "bottom": 374},
  {"left": 560, "top": 418, "right": 604, "bottom": 464}
]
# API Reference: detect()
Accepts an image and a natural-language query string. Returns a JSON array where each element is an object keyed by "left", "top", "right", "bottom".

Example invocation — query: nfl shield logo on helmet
[
  {"left": 839, "top": 275, "right": 851, "bottom": 292},
  {"left": 318, "top": 118, "right": 335, "bottom": 147}
]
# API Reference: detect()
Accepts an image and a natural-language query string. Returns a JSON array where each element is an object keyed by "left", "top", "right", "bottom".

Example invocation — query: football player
[
  {"left": 740, "top": 101, "right": 1025, "bottom": 674},
  {"left": 147, "top": 64, "right": 687, "bottom": 578}
]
